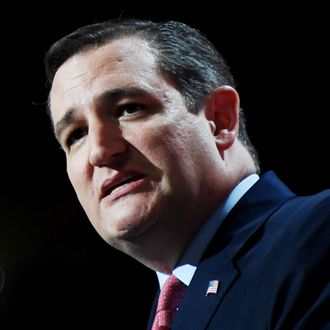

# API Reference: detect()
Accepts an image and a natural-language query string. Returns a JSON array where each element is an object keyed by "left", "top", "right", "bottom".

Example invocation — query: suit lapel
[
  {"left": 173, "top": 251, "right": 238, "bottom": 329},
  {"left": 172, "top": 172, "right": 295, "bottom": 329},
  {"left": 172, "top": 212, "right": 269, "bottom": 330}
]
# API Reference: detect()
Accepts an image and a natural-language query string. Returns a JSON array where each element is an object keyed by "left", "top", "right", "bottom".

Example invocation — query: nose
[{"left": 88, "top": 119, "right": 127, "bottom": 167}]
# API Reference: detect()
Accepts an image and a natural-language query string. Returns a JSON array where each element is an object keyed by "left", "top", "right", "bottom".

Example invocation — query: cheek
[
  {"left": 155, "top": 123, "right": 197, "bottom": 162},
  {"left": 138, "top": 124, "right": 196, "bottom": 187},
  {"left": 137, "top": 126, "right": 182, "bottom": 167}
]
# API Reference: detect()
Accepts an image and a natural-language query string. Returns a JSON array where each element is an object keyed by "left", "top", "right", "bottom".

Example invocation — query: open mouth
[{"left": 104, "top": 174, "right": 145, "bottom": 198}]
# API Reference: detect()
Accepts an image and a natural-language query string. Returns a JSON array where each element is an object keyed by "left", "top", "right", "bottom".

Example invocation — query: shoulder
[
  {"left": 262, "top": 189, "right": 330, "bottom": 296},
  {"left": 276, "top": 188, "right": 330, "bottom": 235},
  {"left": 254, "top": 188, "right": 330, "bottom": 293},
  {"left": 267, "top": 191, "right": 330, "bottom": 328},
  {"left": 270, "top": 188, "right": 330, "bottom": 252},
  {"left": 282, "top": 188, "right": 330, "bottom": 212}
]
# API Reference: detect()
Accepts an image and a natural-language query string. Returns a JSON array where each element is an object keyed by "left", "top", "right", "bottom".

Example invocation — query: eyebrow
[
  {"left": 54, "top": 86, "right": 151, "bottom": 141},
  {"left": 54, "top": 108, "right": 78, "bottom": 142}
]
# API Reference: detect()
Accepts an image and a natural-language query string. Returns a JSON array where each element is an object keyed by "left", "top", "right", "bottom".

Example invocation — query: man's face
[{"left": 50, "top": 38, "right": 221, "bottom": 258}]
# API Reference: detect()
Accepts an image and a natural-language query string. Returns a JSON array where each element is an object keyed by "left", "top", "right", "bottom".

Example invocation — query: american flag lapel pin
[{"left": 206, "top": 280, "right": 220, "bottom": 296}]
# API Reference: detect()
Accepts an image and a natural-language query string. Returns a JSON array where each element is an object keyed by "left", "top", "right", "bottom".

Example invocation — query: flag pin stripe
[{"left": 206, "top": 280, "right": 220, "bottom": 296}]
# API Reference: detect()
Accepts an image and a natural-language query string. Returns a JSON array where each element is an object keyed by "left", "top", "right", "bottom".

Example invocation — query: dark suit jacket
[{"left": 147, "top": 171, "right": 330, "bottom": 329}]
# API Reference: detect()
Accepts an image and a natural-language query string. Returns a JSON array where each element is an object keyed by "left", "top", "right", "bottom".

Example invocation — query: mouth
[{"left": 102, "top": 174, "right": 145, "bottom": 199}]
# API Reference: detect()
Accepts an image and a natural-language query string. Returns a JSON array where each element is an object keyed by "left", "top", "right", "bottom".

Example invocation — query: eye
[
  {"left": 117, "top": 103, "right": 145, "bottom": 117},
  {"left": 65, "top": 127, "right": 88, "bottom": 148}
]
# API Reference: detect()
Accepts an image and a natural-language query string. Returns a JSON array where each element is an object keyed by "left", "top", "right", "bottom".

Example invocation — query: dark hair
[{"left": 45, "top": 19, "right": 259, "bottom": 170}]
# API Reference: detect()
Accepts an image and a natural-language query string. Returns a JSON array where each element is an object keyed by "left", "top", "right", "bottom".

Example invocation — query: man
[{"left": 45, "top": 19, "right": 330, "bottom": 329}]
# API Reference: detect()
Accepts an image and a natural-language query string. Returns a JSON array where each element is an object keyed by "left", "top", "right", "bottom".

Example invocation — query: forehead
[
  {"left": 54, "top": 37, "right": 157, "bottom": 82},
  {"left": 50, "top": 37, "right": 163, "bottom": 121}
]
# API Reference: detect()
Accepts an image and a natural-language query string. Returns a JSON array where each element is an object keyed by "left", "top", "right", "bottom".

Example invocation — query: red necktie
[{"left": 152, "top": 274, "right": 187, "bottom": 330}]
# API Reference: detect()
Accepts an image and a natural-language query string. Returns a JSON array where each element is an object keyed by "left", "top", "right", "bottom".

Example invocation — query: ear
[{"left": 205, "top": 86, "right": 240, "bottom": 151}]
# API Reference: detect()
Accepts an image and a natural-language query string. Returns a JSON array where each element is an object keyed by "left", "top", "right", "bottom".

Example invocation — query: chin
[{"left": 100, "top": 210, "right": 156, "bottom": 242}]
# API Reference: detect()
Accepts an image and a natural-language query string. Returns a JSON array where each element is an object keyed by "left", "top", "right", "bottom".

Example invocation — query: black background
[{"left": 1, "top": 3, "right": 329, "bottom": 329}]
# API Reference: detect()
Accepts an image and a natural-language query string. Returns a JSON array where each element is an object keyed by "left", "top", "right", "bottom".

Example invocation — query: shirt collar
[{"left": 157, "top": 174, "right": 259, "bottom": 289}]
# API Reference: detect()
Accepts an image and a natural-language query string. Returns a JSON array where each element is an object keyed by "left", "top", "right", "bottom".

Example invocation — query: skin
[{"left": 49, "top": 37, "right": 256, "bottom": 273}]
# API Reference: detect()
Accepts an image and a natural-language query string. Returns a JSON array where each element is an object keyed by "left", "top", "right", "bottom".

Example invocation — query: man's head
[
  {"left": 46, "top": 19, "right": 258, "bottom": 163},
  {"left": 46, "top": 19, "right": 258, "bottom": 272}
]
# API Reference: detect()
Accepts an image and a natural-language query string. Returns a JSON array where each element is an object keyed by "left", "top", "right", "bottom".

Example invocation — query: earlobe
[{"left": 206, "top": 86, "right": 240, "bottom": 150}]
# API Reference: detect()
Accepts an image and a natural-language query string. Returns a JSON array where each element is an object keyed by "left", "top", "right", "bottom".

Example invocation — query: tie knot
[
  {"left": 152, "top": 274, "right": 187, "bottom": 329},
  {"left": 157, "top": 274, "right": 186, "bottom": 312}
]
